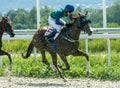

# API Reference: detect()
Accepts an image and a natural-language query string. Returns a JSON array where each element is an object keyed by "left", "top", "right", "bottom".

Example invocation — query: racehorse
[
  {"left": 0, "top": 16, "right": 15, "bottom": 71},
  {"left": 22, "top": 12, "right": 92, "bottom": 81}
]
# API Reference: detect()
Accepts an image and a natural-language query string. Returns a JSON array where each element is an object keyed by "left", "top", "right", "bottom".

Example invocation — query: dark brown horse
[
  {"left": 0, "top": 16, "right": 15, "bottom": 71},
  {"left": 22, "top": 12, "right": 92, "bottom": 81}
]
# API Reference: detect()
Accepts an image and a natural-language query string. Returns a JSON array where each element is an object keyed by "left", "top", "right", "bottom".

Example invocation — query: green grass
[
  {"left": 0, "top": 52, "right": 120, "bottom": 80},
  {"left": 2, "top": 39, "right": 120, "bottom": 53},
  {"left": 0, "top": 39, "right": 120, "bottom": 80}
]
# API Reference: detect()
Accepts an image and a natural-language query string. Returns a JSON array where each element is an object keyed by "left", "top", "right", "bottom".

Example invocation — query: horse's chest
[{"left": 57, "top": 42, "right": 79, "bottom": 53}]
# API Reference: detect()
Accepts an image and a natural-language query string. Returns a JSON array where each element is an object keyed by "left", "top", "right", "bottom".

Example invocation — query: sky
[{"left": 0, "top": 0, "right": 116, "bottom": 13}]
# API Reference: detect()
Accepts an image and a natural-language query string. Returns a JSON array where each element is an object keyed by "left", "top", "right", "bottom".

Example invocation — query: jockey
[
  {"left": 48, "top": 4, "right": 74, "bottom": 39},
  {"left": 45, "top": 4, "right": 75, "bottom": 52}
]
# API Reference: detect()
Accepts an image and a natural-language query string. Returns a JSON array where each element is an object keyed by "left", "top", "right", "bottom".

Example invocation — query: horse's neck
[
  {"left": 69, "top": 27, "right": 81, "bottom": 40},
  {"left": 69, "top": 18, "right": 82, "bottom": 40},
  {"left": 61, "top": 26, "right": 81, "bottom": 40},
  {"left": 0, "top": 22, "right": 1, "bottom": 29}
]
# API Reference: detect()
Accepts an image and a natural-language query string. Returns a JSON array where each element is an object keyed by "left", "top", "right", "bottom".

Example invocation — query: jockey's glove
[{"left": 65, "top": 23, "right": 72, "bottom": 27}]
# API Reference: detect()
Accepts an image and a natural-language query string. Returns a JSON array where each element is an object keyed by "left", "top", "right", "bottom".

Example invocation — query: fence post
[
  {"left": 85, "top": 38, "right": 88, "bottom": 54},
  {"left": 0, "top": 56, "right": 2, "bottom": 68},
  {"left": 34, "top": 47, "right": 37, "bottom": 61},
  {"left": 107, "top": 38, "right": 111, "bottom": 67}
]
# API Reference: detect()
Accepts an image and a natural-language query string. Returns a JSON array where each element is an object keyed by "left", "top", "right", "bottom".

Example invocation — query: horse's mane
[
  {"left": 1, "top": 16, "right": 11, "bottom": 24},
  {"left": 60, "top": 26, "right": 72, "bottom": 37}
]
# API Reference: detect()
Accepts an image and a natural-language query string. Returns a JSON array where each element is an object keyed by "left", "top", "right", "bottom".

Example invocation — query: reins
[
  {"left": 62, "top": 16, "right": 81, "bottom": 42},
  {"left": 62, "top": 27, "right": 80, "bottom": 42}
]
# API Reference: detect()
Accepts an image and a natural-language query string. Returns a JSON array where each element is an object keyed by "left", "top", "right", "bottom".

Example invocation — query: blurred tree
[
  {"left": 76, "top": 6, "right": 82, "bottom": 12},
  {"left": 8, "top": 9, "right": 29, "bottom": 29},
  {"left": 7, "top": 10, "right": 17, "bottom": 22},
  {"left": 28, "top": 6, "right": 37, "bottom": 29},
  {"left": 40, "top": 6, "right": 54, "bottom": 26},
  {"left": 7, "top": 10, "right": 17, "bottom": 28},
  {"left": 107, "top": 0, "right": 120, "bottom": 25},
  {"left": 5, "top": 1, "right": 120, "bottom": 29},
  {"left": 88, "top": 9, "right": 103, "bottom": 27},
  {"left": 107, "top": 23, "right": 120, "bottom": 28},
  {"left": 14, "top": 9, "right": 29, "bottom": 29}
]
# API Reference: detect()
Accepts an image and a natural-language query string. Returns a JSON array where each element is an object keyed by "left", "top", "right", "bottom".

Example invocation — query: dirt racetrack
[{"left": 0, "top": 77, "right": 120, "bottom": 88}]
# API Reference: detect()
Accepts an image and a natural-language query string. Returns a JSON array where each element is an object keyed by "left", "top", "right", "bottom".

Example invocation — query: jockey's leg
[
  {"left": 48, "top": 38, "right": 57, "bottom": 52},
  {"left": 44, "top": 28, "right": 58, "bottom": 52},
  {"left": 53, "top": 33, "right": 59, "bottom": 40},
  {"left": 45, "top": 32, "right": 55, "bottom": 39}
]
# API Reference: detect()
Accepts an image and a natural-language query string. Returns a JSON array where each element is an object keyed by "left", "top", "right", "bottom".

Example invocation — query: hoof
[
  {"left": 54, "top": 70, "right": 59, "bottom": 74},
  {"left": 50, "top": 64, "right": 59, "bottom": 74},
  {"left": 63, "top": 78, "right": 68, "bottom": 82},
  {"left": 58, "top": 64, "right": 62, "bottom": 69},
  {"left": 86, "top": 71, "right": 92, "bottom": 76},
  {"left": 4, "top": 67, "right": 12, "bottom": 76},
  {"left": 8, "top": 65, "right": 12, "bottom": 71}
]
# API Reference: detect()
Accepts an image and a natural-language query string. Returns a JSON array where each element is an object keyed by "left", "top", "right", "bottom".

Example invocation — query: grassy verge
[{"left": 0, "top": 52, "right": 120, "bottom": 80}]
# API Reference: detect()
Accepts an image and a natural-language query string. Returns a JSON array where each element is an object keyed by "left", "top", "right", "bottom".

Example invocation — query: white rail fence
[{"left": 0, "top": 28, "right": 120, "bottom": 68}]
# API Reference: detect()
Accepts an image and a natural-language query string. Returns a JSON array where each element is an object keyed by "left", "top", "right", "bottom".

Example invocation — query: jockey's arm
[{"left": 55, "top": 12, "right": 65, "bottom": 26}]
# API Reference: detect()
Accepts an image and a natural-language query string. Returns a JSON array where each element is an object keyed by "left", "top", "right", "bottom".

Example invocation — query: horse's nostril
[
  {"left": 10, "top": 33, "right": 15, "bottom": 37},
  {"left": 88, "top": 31, "right": 92, "bottom": 35}
]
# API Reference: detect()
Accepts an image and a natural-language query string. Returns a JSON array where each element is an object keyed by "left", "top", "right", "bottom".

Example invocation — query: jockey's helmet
[{"left": 65, "top": 4, "right": 74, "bottom": 13}]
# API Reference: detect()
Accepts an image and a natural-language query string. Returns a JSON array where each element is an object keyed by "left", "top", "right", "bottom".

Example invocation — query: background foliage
[{"left": 0, "top": 0, "right": 120, "bottom": 29}]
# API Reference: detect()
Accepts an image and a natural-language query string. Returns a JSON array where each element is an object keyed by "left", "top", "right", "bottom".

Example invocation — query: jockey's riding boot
[{"left": 45, "top": 31, "right": 55, "bottom": 41}]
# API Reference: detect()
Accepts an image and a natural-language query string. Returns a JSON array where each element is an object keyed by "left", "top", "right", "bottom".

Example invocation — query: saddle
[
  {"left": 44, "top": 26, "right": 58, "bottom": 38},
  {"left": 43, "top": 26, "right": 69, "bottom": 52}
]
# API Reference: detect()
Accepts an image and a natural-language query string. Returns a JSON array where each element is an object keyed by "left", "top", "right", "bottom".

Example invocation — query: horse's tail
[{"left": 22, "top": 41, "right": 34, "bottom": 59}]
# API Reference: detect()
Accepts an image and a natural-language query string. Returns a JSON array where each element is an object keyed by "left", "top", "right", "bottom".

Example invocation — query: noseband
[{"left": 78, "top": 16, "right": 91, "bottom": 29}]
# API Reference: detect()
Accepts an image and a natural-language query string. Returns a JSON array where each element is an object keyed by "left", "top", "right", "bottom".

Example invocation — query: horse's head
[
  {"left": 0, "top": 16, "right": 15, "bottom": 37},
  {"left": 71, "top": 11, "right": 93, "bottom": 35}
]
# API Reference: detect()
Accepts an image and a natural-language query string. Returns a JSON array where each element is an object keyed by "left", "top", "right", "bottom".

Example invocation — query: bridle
[
  {"left": 62, "top": 14, "right": 91, "bottom": 42},
  {"left": 0, "top": 19, "right": 6, "bottom": 32},
  {"left": 60, "top": 27, "right": 79, "bottom": 42},
  {"left": 61, "top": 17, "right": 81, "bottom": 42}
]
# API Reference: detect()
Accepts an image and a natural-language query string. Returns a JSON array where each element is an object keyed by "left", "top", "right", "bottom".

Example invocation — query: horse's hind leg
[
  {"left": 73, "top": 50, "right": 90, "bottom": 75},
  {"left": 58, "top": 54, "right": 70, "bottom": 71},
  {"left": 0, "top": 50, "right": 12, "bottom": 71}
]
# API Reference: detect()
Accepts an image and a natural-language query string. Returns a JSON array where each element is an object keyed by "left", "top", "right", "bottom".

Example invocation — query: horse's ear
[
  {"left": 6, "top": 15, "right": 10, "bottom": 19},
  {"left": 85, "top": 11, "right": 88, "bottom": 16},
  {"left": 72, "top": 13, "right": 79, "bottom": 19},
  {"left": 72, "top": 16, "right": 78, "bottom": 19},
  {"left": 2, "top": 17, "right": 5, "bottom": 19},
  {"left": 78, "top": 12, "right": 82, "bottom": 16},
  {"left": 5, "top": 15, "right": 10, "bottom": 20}
]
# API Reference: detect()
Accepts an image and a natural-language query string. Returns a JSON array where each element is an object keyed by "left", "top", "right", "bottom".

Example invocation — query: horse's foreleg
[
  {"left": 58, "top": 54, "right": 70, "bottom": 71},
  {"left": 49, "top": 52, "right": 65, "bottom": 80},
  {"left": 0, "top": 50, "right": 12, "bottom": 71},
  {"left": 73, "top": 50, "right": 90, "bottom": 75},
  {"left": 41, "top": 50, "right": 50, "bottom": 66}
]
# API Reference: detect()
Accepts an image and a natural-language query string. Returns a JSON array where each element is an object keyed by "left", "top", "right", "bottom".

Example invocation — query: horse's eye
[{"left": 88, "top": 20, "right": 91, "bottom": 23}]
